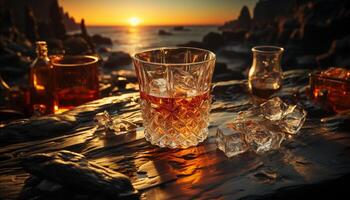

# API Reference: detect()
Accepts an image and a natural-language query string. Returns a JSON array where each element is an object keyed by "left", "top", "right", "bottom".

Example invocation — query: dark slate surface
[{"left": 1, "top": 69, "right": 350, "bottom": 200}]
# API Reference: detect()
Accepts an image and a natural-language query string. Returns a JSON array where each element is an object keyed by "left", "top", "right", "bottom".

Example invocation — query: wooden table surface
[{"left": 1, "top": 69, "right": 350, "bottom": 200}]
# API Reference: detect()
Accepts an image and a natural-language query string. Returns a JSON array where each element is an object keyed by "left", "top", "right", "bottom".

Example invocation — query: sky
[{"left": 59, "top": 0, "right": 258, "bottom": 26}]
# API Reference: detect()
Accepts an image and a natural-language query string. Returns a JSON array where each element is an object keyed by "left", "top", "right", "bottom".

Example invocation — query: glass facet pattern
[{"left": 133, "top": 47, "right": 215, "bottom": 148}]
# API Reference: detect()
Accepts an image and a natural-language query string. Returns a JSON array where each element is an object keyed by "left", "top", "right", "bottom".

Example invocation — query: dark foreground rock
[
  {"left": 0, "top": 115, "right": 78, "bottom": 143},
  {"left": 202, "top": 32, "right": 224, "bottom": 51},
  {"left": 317, "top": 35, "right": 350, "bottom": 68},
  {"left": 104, "top": 51, "right": 132, "bottom": 68},
  {"left": 20, "top": 150, "right": 139, "bottom": 200}
]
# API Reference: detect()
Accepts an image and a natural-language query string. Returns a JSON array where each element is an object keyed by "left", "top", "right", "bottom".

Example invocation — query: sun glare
[{"left": 128, "top": 17, "right": 141, "bottom": 26}]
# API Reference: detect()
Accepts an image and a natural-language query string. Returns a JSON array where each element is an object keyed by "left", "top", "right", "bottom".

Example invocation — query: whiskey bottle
[{"left": 29, "top": 41, "right": 55, "bottom": 115}]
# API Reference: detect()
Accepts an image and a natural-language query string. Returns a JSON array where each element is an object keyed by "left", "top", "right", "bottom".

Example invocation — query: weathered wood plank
[{"left": 1, "top": 70, "right": 350, "bottom": 200}]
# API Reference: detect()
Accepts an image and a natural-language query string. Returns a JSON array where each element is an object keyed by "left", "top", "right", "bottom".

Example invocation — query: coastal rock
[
  {"left": 63, "top": 36, "right": 93, "bottom": 55},
  {"left": 98, "top": 47, "right": 111, "bottom": 54},
  {"left": 92, "top": 34, "right": 113, "bottom": 45},
  {"left": 104, "top": 51, "right": 132, "bottom": 68},
  {"left": 0, "top": 51, "right": 31, "bottom": 76},
  {"left": 222, "top": 30, "right": 247, "bottom": 42},
  {"left": 277, "top": 18, "right": 299, "bottom": 44},
  {"left": 177, "top": 41, "right": 205, "bottom": 49},
  {"left": 291, "top": 0, "right": 350, "bottom": 54},
  {"left": 158, "top": 29, "right": 172, "bottom": 36},
  {"left": 80, "top": 19, "right": 95, "bottom": 53},
  {"left": 21, "top": 150, "right": 139, "bottom": 199},
  {"left": 49, "top": 0, "right": 66, "bottom": 39},
  {"left": 202, "top": 32, "right": 224, "bottom": 50},
  {"left": 253, "top": 0, "right": 294, "bottom": 21},
  {"left": 220, "top": 6, "right": 252, "bottom": 31},
  {"left": 296, "top": 55, "right": 317, "bottom": 68},
  {"left": 62, "top": 11, "right": 79, "bottom": 31},
  {"left": 238, "top": 6, "right": 251, "bottom": 28},
  {"left": 245, "top": 27, "right": 275, "bottom": 43},
  {"left": 173, "top": 26, "right": 190, "bottom": 31},
  {"left": 317, "top": 35, "right": 350, "bottom": 68},
  {"left": 24, "top": 6, "right": 39, "bottom": 42},
  {"left": 46, "top": 38, "right": 64, "bottom": 54},
  {"left": 37, "top": 21, "right": 54, "bottom": 39}
]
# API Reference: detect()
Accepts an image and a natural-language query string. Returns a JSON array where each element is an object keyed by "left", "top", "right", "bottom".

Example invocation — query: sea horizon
[
  {"left": 82, "top": 25, "right": 219, "bottom": 55},
  {"left": 86, "top": 24, "right": 221, "bottom": 28}
]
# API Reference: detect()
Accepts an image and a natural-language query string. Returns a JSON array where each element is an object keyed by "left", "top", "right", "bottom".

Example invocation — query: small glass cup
[
  {"left": 132, "top": 47, "right": 216, "bottom": 148},
  {"left": 248, "top": 46, "right": 284, "bottom": 99},
  {"left": 51, "top": 55, "right": 100, "bottom": 113}
]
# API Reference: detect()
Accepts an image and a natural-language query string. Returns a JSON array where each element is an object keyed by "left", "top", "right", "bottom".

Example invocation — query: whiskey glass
[
  {"left": 248, "top": 46, "right": 284, "bottom": 99},
  {"left": 132, "top": 47, "right": 216, "bottom": 148},
  {"left": 52, "top": 55, "right": 99, "bottom": 112}
]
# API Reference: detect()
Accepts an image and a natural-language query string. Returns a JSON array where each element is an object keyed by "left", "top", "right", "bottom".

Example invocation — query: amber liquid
[
  {"left": 311, "top": 76, "right": 350, "bottom": 113},
  {"left": 29, "top": 65, "right": 55, "bottom": 114},
  {"left": 140, "top": 91, "right": 211, "bottom": 148},
  {"left": 250, "top": 87, "right": 281, "bottom": 99},
  {"left": 249, "top": 76, "right": 282, "bottom": 99},
  {"left": 53, "top": 57, "right": 99, "bottom": 112}
]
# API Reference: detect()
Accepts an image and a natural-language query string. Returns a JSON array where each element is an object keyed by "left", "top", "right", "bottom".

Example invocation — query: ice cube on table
[
  {"left": 94, "top": 111, "right": 138, "bottom": 134},
  {"left": 217, "top": 97, "right": 306, "bottom": 157},
  {"left": 216, "top": 123, "right": 249, "bottom": 157},
  {"left": 260, "top": 97, "right": 288, "bottom": 121},
  {"left": 243, "top": 120, "right": 285, "bottom": 153},
  {"left": 233, "top": 107, "right": 262, "bottom": 131},
  {"left": 280, "top": 105, "right": 307, "bottom": 134},
  {"left": 94, "top": 110, "right": 113, "bottom": 129}
]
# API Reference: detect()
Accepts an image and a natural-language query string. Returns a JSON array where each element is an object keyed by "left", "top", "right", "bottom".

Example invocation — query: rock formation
[
  {"left": 62, "top": 12, "right": 79, "bottom": 31},
  {"left": 158, "top": 29, "right": 173, "bottom": 36},
  {"left": 253, "top": 0, "right": 294, "bottom": 21},
  {"left": 220, "top": 5, "right": 252, "bottom": 31},
  {"left": 49, "top": 0, "right": 66, "bottom": 39},
  {"left": 80, "top": 18, "right": 95, "bottom": 53},
  {"left": 24, "top": 6, "right": 38, "bottom": 42},
  {"left": 238, "top": 6, "right": 251, "bottom": 28}
]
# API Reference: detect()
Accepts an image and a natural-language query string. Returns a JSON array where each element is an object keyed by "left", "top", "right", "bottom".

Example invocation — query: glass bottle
[
  {"left": 29, "top": 41, "right": 55, "bottom": 115},
  {"left": 248, "top": 46, "right": 284, "bottom": 99}
]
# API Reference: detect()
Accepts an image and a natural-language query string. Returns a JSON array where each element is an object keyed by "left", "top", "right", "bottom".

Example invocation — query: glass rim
[
  {"left": 131, "top": 46, "right": 216, "bottom": 66},
  {"left": 52, "top": 55, "right": 99, "bottom": 67},
  {"left": 252, "top": 46, "right": 284, "bottom": 54}
]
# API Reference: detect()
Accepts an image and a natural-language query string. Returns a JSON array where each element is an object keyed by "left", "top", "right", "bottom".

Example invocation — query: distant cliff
[{"left": 1, "top": 0, "right": 78, "bottom": 32}]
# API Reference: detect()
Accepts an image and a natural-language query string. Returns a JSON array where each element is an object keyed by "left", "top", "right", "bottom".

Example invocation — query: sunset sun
[{"left": 128, "top": 17, "right": 141, "bottom": 26}]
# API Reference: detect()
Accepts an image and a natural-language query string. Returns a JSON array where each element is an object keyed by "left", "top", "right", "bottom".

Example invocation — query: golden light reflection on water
[{"left": 126, "top": 26, "right": 146, "bottom": 54}]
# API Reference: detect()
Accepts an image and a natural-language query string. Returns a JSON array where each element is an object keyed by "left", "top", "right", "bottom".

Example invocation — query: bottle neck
[
  {"left": 37, "top": 49, "right": 48, "bottom": 59},
  {"left": 36, "top": 41, "right": 49, "bottom": 59}
]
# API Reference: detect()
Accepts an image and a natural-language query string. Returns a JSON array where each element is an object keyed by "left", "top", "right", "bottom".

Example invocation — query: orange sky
[{"left": 59, "top": 0, "right": 257, "bottom": 26}]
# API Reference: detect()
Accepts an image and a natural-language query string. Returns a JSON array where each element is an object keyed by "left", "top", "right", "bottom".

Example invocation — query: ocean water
[{"left": 86, "top": 25, "right": 219, "bottom": 54}]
